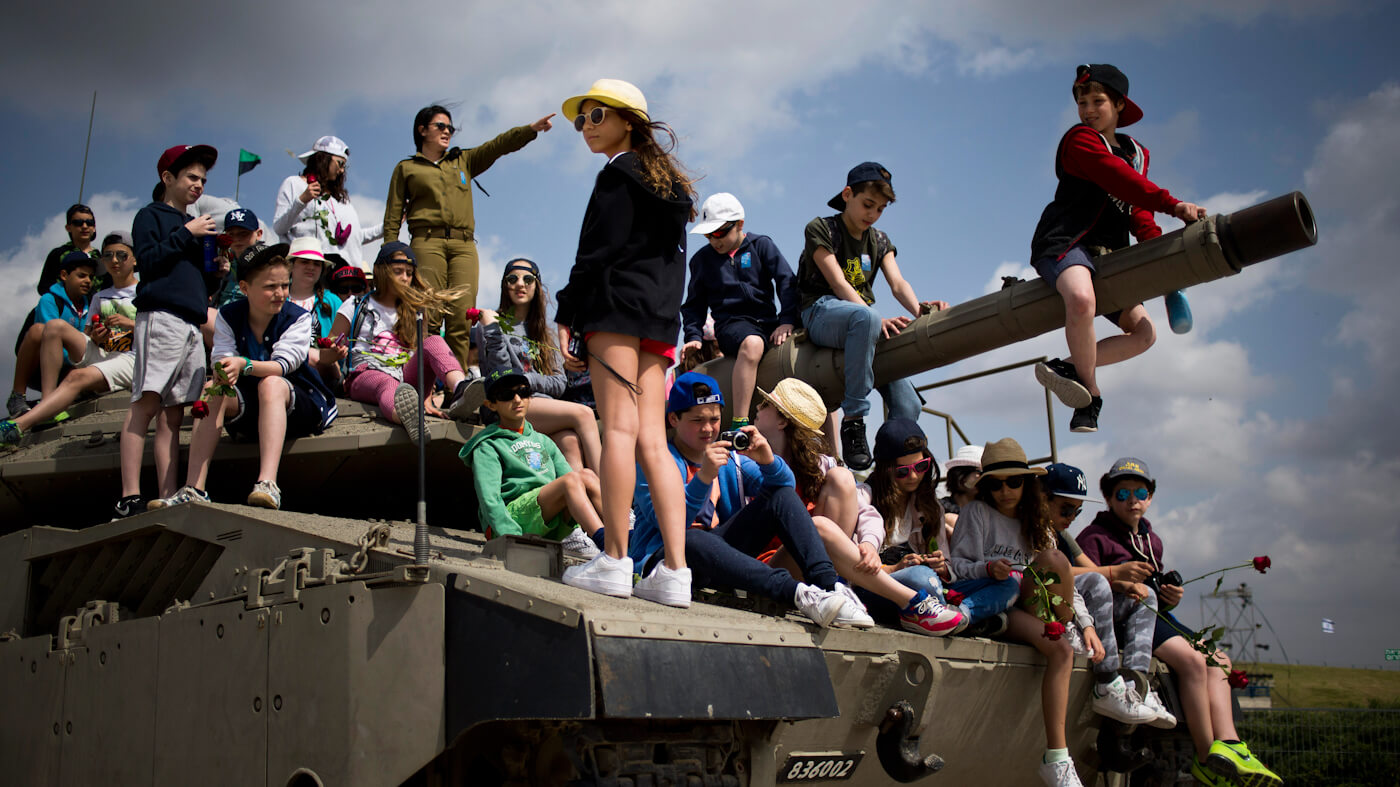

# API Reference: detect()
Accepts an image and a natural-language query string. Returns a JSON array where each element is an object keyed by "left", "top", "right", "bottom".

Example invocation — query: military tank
[{"left": 0, "top": 193, "right": 1315, "bottom": 786}]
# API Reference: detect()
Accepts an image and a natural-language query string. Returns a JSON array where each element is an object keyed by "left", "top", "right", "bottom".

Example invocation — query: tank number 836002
[{"left": 777, "top": 752, "right": 864, "bottom": 782}]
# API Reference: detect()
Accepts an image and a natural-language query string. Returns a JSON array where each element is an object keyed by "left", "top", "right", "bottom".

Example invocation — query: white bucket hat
[{"left": 944, "top": 444, "right": 984, "bottom": 472}]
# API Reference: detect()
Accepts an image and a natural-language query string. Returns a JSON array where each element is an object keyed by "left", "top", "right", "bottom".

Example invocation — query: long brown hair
[
  {"left": 764, "top": 401, "right": 829, "bottom": 504},
  {"left": 615, "top": 108, "right": 697, "bottom": 220},
  {"left": 495, "top": 258, "right": 559, "bottom": 377},
  {"left": 870, "top": 451, "right": 944, "bottom": 552},
  {"left": 975, "top": 474, "right": 1054, "bottom": 553},
  {"left": 302, "top": 151, "right": 348, "bottom": 203},
  {"left": 370, "top": 263, "right": 472, "bottom": 348}
]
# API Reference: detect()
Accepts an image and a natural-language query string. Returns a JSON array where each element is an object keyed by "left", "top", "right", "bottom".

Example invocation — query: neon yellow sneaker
[
  {"left": 1207, "top": 740, "right": 1282, "bottom": 786},
  {"left": 1190, "top": 757, "right": 1235, "bottom": 786}
]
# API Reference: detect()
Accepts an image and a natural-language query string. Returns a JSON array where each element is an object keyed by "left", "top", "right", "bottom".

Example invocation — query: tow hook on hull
[{"left": 876, "top": 700, "right": 944, "bottom": 782}]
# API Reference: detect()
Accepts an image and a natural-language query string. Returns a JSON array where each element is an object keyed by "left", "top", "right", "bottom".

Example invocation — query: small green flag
[{"left": 238, "top": 149, "right": 262, "bottom": 176}]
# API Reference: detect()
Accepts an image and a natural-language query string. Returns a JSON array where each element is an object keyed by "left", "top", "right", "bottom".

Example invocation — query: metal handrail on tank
[{"left": 916, "top": 356, "right": 1060, "bottom": 466}]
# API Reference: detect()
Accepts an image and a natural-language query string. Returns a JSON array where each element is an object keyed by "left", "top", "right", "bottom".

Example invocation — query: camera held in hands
[
  {"left": 717, "top": 430, "right": 752, "bottom": 450},
  {"left": 1144, "top": 569, "right": 1183, "bottom": 591}
]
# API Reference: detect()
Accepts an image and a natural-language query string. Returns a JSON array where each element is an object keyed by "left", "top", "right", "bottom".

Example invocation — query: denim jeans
[
  {"left": 947, "top": 576, "right": 1020, "bottom": 623},
  {"left": 801, "top": 295, "right": 921, "bottom": 419},
  {"left": 855, "top": 564, "right": 951, "bottom": 625},
  {"left": 682, "top": 486, "right": 840, "bottom": 603}
]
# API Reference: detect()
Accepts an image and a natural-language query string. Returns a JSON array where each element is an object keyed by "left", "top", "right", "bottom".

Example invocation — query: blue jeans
[
  {"left": 801, "top": 295, "right": 921, "bottom": 419},
  {"left": 948, "top": 576, "right": 1020, "bottom": 624},
  {"left": 855, "top": 564, "right": 950, "bottom": 625}
]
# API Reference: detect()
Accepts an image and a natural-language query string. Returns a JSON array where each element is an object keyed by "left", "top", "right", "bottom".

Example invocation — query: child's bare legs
[
  {"left": 552, "top": 429, "right": 584, "bottom": 470},
  {"left": 1096, "top": 305, "right": 1156, "bottom": 366},
  {"left": 1056, "top": 265, "right": 1100, "bottom": 396},
  {"left": 152, "top": 406, "right": 183, "bottom": 498},
  {"left": 13, "top": 367, "right": 107, "bottom": 431},
  {"left": 1006, "top": 607, "right": 1073, "bottom": 750},
  {"left": 186, "top": 391, "right": 236, "bottom": 490},
  {"left": 772, "top": 515, "right": 917, "bottom": 607},
  {"left": 1155, "top": 636, "right": 1237, "bottom": 760},
  {"left": 812, "top": 465, "right": 858, "bottom": 538},
  {"left": 637, "top": 350, "right": 686, "bottom": 570},
  {"left": 120, "top": 393, "right": 163, "bottom": 496},
  {"left": 589, "top": 334, "right": 643, "bottom": 561},
  {"left": 11, "top": 322, "right": 44, "bottom": 396},
  {"left": 38, "top": 320, "right": 88, "bottom": 396},
  {"left": 730, "top": 335, "right": 765, "bottom": 421},
  {"left": 255, "top": 379, "right": 292, "bottom": 483},
  {"left": 536, "top": 469, "right": 604, "bottom": 536},
  {"left": 1022, "top": 549, "right": 1076, "bottom": 623},
  {"left": 524, "top": 398, "right": 601, "bottom": 470}
]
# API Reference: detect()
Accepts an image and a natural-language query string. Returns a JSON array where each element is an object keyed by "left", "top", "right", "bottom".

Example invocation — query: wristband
[
  {"left": 242, "top": 357, "right": 254, "bottom": 376},
  {"left": 1108, "top": 565, "right": 1114, "bottom": 582}
]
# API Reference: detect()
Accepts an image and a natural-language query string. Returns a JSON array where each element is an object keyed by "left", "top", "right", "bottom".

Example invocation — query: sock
[
  {"left": 730, "top": 416, "right": 750, "bottom": 430},
  {"left": 1092, "top": 674, "right": 1118, "bottom": 695},
  {"left": 902, "top": 589, "right": 928, "bottom": 612},
  {"left": 1222, "top": 739, "right": 1242, "bottom": 745},
  {"left": 1043, "top": 748, "right": 1070, "bottom": 764}
]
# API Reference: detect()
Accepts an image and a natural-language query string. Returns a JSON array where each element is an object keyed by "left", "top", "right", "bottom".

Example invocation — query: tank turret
[{"left": 700, "top": 191, "right": 1317, "bottom": 412}]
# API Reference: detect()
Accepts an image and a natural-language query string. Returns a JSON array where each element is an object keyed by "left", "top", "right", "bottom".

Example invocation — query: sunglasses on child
[
  {"left": 493, "top": 385, "right": 531, "bottom": 401},
  {"left": 706, "top": 222, "right": 737, "bottom": 239},
  {"left": 1115, "top": 487, "right": 1151, "bottom": 502},
  {"left": 69, "top": 218, "right": 95, "bottom": 227},
  {"left": 504, "top": 273, "right": 537, "bottom": 286},
  {"left": 100, "top": 250, "right": 129, "bottom": 262},
  {"left": 573, "top": 106, "right": 614, "bottom": 131},
  {"left": 1058, "top": 503, "right": 1083, "bottom": 520},
  {"left": 333, "top": 283, "right": 367, "bottom": 295},
  {"left": 892, "top": 457, "right": 933, "bottom": 479},
  {"left": 981, "top": 475, "right": 1026, "bottom": 491}
]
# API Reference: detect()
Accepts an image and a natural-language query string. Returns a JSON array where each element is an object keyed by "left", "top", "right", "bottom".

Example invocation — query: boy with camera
[{"left": 1078, "top": 458, "right": 1281, "bottom": 787}]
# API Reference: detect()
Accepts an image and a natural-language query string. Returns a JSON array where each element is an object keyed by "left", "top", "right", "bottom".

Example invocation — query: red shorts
[{"left": 583, "top": 331, "right": 677, "bottom": 363}]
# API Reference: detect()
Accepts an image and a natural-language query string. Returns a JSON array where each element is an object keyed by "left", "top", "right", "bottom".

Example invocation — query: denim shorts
[{"left": 1032, "top": 245, "right": 1124, "bottom": 327}]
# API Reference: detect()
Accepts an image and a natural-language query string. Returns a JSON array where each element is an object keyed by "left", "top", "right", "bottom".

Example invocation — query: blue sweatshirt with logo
[{"left": 680, "top": 232, "right": 798, "bottom": 343}]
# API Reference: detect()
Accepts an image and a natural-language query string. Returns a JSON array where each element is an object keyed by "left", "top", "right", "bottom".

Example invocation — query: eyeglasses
[
  {"left": 981, "top": 476, "right": 1026, "bottom": 492},
  {"left": 573, "top": 106, "right": 613, "bottom": 131},
  {"left": 1115, "top": 487, "right": 1150, "bottom": 502},
  {"left": 892, "top": 457, "right": 932, "bottom": 479},
  {"left": 1057, "top": 503, "right": 1083, "bottom": 520},
  {"left": 493, "top": 385, "right": 531, "bottom": 401},
  {"left": 100, "top": 250, "right": 129, "bottom": 262},
  {"left": 706, "top": 222, "right": 737, "bottom": 239},
  {"left": 69, "top": 218, "right": 95, "bottom": 227},
  {"left": 429, "top": 121, "right": 455, "bottom": 135},
  {"left": 504, "top": 273, "right": 537, "bottom": 286}
]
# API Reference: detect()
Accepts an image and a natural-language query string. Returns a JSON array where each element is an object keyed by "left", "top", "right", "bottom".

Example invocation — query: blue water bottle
[
  {"left": 202, "top": 236, "right": 218, "bottom": 273},
  {"left": 1165, "top": 289, "right": 1193, "bottom": 334}
]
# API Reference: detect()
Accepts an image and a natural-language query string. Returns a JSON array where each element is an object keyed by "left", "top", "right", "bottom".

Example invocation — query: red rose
[
  {"left": 191, "top": 400, "right": 209, "bottom": 419},
  {"left": 1253, "top": 556, "right": 1271, "bottom": 574},
  {"left": 316, "top": 337, "right": 337, "bottom": 348},
  {"left": 1042, "top": 621, "right": 1066, "bottom": 641},
  {"left": 1228, "top": 669, "right": 1249, "bottom": 689},
  {"left": 465, "top": 308, "right": 482, "bottom": 323},
  {"left": 944, "top": 589, "right": 966, "bottom": 606},
  {"left": 305, "top": 174, "right": 317, "bottom": 183}
]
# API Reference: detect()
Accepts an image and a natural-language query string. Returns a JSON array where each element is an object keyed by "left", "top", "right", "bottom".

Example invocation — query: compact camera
[
  {"left": 717, "top": 430, "right": 752, "bottom": 450},
  {"left": 1144, "top": 569, "right": 1183, "bottom": 591}
]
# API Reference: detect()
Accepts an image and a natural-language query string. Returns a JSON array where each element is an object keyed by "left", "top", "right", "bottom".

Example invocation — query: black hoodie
[
  {"left": 131, "top": 201, "right": 209, "bottom": 325},
  {"left": 556, "top": 151, "right": 693, "bottom": 346}
]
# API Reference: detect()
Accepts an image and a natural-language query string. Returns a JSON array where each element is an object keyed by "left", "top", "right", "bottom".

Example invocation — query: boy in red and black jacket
[{"left": 1029, "top": 64, "right": 1205, "bottom": 433}]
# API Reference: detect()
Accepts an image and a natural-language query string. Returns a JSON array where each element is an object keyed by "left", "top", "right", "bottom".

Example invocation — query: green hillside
[{"left": 1237, "top": 662, "right": 1400, "bottom": 708}]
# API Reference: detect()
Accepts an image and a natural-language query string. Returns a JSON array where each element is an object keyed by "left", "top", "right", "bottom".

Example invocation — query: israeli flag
[{"left": 1322, "top": 618, "right": 1335, "bottom": 634}]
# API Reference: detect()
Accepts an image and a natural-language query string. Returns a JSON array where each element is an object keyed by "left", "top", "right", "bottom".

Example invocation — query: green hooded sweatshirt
[{"left": 459, "top": 420, "right": 569, "bottom": 537}]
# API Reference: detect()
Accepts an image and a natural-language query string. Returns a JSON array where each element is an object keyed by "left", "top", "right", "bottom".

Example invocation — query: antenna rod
[{"left": 78, "top": 91, "right": 96, "bottom": 203}]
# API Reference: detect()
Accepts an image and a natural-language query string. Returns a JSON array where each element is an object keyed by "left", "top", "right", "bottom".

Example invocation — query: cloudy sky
[{"left": 2, "top": 1, "right": 1396, "bottom": 670}]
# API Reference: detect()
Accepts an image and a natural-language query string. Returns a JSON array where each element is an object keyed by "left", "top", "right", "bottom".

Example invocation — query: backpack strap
[
  {"left": 342, "top": 292, "right": 373, "bottom": 377},
  {"left": 823, "top": 216, "right": 891, "bottom": 274}
]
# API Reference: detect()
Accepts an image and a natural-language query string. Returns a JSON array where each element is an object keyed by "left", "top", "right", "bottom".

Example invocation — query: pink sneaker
[{"left": 899, "top": 591, "right": 965, "bottom": 636}]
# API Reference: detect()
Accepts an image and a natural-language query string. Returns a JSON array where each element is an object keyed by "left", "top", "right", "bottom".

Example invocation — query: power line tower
[{"left": 1199, "top": 582, "right": 1271, "bottom": 663}]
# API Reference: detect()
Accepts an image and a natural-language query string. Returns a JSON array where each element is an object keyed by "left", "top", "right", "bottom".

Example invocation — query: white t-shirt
[
  {"left": 336, "top": 295, "right": 410, "bottom": 377},
  {"left": 90, "top": 283, "right": 138, "bottom": 352}
]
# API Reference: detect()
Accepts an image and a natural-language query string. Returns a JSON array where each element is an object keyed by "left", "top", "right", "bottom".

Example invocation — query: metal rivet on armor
[
  {"left": 216, "top": 624, "right": 224, "bottom": 639},
  {"left": 321, "top": 609, "right": 331, "bottom": 624},
  {"left": 273, "top": 695, "right": 282, "bottom": 711},
  {"left": 253, "top": 697, "right": 262, "bottom": 712}
]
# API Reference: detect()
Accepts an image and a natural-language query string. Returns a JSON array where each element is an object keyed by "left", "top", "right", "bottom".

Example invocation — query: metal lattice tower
[{"left": 1199, "top": 582, "right": 1268, "bottom": 663}]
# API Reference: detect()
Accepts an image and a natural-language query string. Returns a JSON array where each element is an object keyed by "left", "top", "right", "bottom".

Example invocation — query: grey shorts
[
  {"left": 75, "top": 339, "right": 136, "bottom": 391},
  {"left": 130, "top": 311, "right": 205, "bottom": 407}
]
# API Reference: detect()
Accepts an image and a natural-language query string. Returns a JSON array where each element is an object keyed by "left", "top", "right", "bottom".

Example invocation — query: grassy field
[{"left": 1235, "top": 661, "right": 1400, "bottom": 708}]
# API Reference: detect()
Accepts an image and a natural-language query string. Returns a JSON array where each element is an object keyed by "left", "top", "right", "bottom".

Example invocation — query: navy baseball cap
[
  {"left": 484, "top": 368, "right": 531, "bottom": 401},
  {"left": 667, "top": 371, "right": 724, "bottom": 414},
  {"left": 374, "top": 241, "right": 416, "bottom": 266},
  {"left": 224, "top": 208, "right": 259, "bottom": 232},
  {"left": 1043, "top": 463, "right": 1103, "bottom": 503},
  {"left": 828, "top": 161, "right": 893, "bottom": 211},
  {"left": 872, "top": 418, "right": 928, "bottom": 463},
  {"left": 59, "top": 250, "right": 97, "bottom": 272},
  {"left": 504, "top": 257, "right": 539, "bottom": 278}
]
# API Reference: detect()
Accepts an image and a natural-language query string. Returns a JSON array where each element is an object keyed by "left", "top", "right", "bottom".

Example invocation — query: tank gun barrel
[{"left": 731, "top": 191, "right": 1316, "bottom": 410}]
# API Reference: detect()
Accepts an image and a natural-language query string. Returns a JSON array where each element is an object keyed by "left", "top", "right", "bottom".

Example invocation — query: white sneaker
[
  {"left": 831, "top": 583, "right": 875, "bottom": 628},
  {"left": 1092, "top": 675, "right": 1158, "bottom": 725},
  {"left": 562, "top": 553, "right": 633, "bottom": 598},
  {"left": 633, "top": 561, "right": 691, "bottom": 607},
  {"left": 1141, "top": 687, "right": 1178, "bottom": 729},
  {"left": 560, "top": 526, "right": 601, "bottom": 560},
  {"left": 1038, "top": 757, "right": 1084, "bottom": 787},
  {"left": 793, "top": 583, "right": 843, "bottom": 628}
]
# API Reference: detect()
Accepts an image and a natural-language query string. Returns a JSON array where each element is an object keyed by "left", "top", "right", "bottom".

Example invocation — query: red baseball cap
[{"left": 156, "top": 144, "right": 218, "bottom": 176}]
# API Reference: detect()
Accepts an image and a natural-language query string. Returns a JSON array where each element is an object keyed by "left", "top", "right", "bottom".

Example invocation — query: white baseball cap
[
  {"left": 690, "top": 193, "right": 745, "bottom": 235},
  {"left": 297, "top": 135, "right": 349, "bottom": 161}
]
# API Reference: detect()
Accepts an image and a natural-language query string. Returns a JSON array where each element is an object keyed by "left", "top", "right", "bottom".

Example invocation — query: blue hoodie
[
  {"left": 680, "top": 232, "right": 798, "bottom": 344},
  {"left": 629, "top": 442, "right": 796, "bottom": 567},
  {"left": 34, "top": 280, "right": 88, "bottom": 330}
]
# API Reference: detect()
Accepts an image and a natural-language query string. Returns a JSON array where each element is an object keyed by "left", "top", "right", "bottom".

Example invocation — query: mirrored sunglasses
[
  {"left": 1115, "top": 487, "right": 1150, "bottom": 502},
  {"left": 706, "top": 222, "right": 737, "bottom": 239},
  {"left": 100, "top": 250, "right": 129, "bottom": 262}
]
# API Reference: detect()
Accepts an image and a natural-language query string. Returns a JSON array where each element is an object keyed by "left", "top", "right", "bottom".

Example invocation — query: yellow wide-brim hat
[
  {"left": 979, "top": 437, "right": 1047, "bottom": 478},
  {"left": 562, "top": 78, "right": 650, "bottom": 124},
  {"left": 757, "top": 378, "right": 826, "bottom": 435}
]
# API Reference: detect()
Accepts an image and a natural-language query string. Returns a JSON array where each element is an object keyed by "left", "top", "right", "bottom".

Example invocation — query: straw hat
[
  {"left": 757, "top": 378, "right": 826, "bottom": 435},
  {"left": 562, "top": 78, "right": 650, "bottom": 124},
  {"left": 978, "top": 437, "right": 1046, "bottom": 478},
  {"left": 944, "top": 444, "right": 984, "bottom": 472}
]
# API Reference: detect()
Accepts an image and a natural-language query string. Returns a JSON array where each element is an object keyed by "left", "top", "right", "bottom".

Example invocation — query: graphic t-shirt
[
  {"left": 90, "top": 284, "right": 138, "bottom": 352},
  {"left": 336, "top": 296, "right": 410, "bottom": 377},
  {"left": 796, "top": 215, "right": 897, "bottom": 310}
]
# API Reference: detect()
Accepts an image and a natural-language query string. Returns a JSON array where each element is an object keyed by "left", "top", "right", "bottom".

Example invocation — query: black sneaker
[
  {"left": 112, "top": 495, "right": 146, "bottom": 520},
  {"left": 961, "top": 612, "right": 1009, "bottom": 638},
  {"left": 1035, "top": 358, "right": 1093, "bottom": 409},
  {"left": 840, "top": 417, "right": 872, "bottom": 470},
  {"left": 1070, "top": 396, "right": 1103, "bottom": 433}
]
